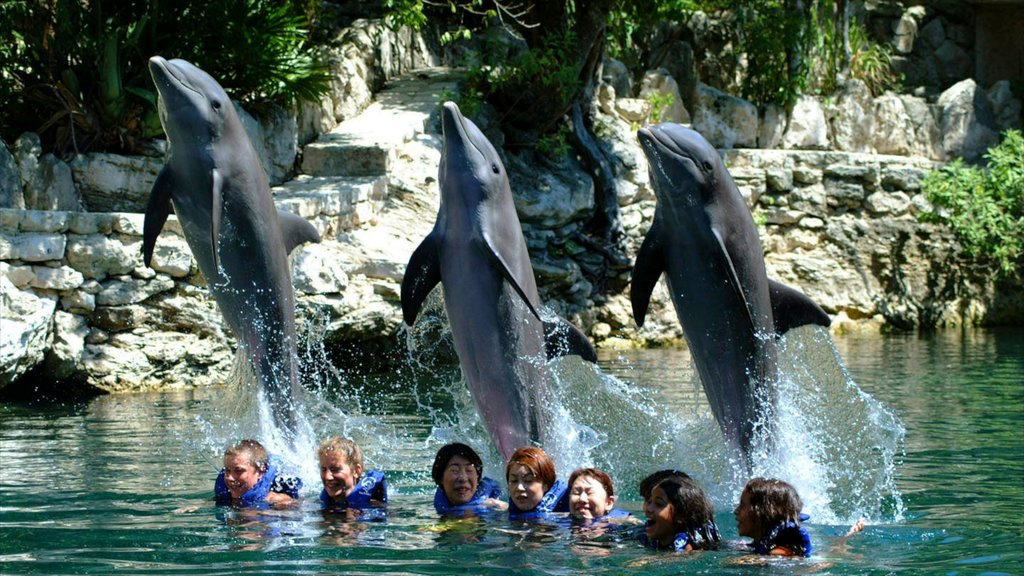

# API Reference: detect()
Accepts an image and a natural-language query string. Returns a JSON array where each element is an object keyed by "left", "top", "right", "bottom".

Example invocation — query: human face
[
  {"left": 507, "top": 463, "right": 546, "bottom": 512},
  {"left": 570, "top": 475, "right": 615, "bottom": 519},
  {"left": 734, "top": 490, "right": 759, "bottom": 538},
  {"left": 223, "top": 452, "right": 263, "bottom": 501},
  {"left": 441, "top": 454, "right": 480, "bottom": 506},
  {"left": 643, "top": 484, "right": 677, "bottom": 547},
  {"left": 319, "top": 451, "right": 363, "bottom": 500}
]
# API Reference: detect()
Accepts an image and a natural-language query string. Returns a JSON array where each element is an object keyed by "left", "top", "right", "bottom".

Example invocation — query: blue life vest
[
  {"left": 753, "top": 521, "right": 813, "bottom": 557},
  {"left": 508, "top": 479, "right": 570, "bottom": 519},
  {"left": 639, "top": 523, "right": 720, "bottom": 551},
  {"left": 434, "top": 476, "right": 503, "bottom": 515},
  {"left": 320, "top": 469, "right": 388, "bottom": 510},
  {"left": 214, "top": 456, "right": 302, "bottom": 507}
]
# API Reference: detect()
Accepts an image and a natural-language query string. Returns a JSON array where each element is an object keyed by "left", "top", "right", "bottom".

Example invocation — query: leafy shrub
[
  {"left": 919, "top": 130, "right": 1024, "bottom": 277},
  {"left": 1, "top": 0, "right": 329, "bottom": 156}
]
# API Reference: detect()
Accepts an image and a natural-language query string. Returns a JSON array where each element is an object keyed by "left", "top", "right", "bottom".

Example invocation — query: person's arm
[{"left": 266, "top": 491, "right": 297, "bottom": 507}]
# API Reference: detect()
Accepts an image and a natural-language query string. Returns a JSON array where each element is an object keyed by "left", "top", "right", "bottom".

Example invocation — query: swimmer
[
  {"left": 214, "top": 439, "right": 301, "bottom": 508},
  {"left": 318, "top": 436, "right": 387, "bottom": 511},
  {"left": 506, "top": 447, "right": 570, "bottom": 518},
  {"left": 431, "top": 442, "right": 506, "bottom": 515},
  {"left": 734, "top": 477, "right": 812, "bottom": 557},
  {"left": 639, "top": 469, "right": 720, "bottom": 552},
  {"left": 567, "top": 467, "right": 631, "bottom": 523}
]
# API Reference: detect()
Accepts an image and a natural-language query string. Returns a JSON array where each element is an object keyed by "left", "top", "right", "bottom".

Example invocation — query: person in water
[
  {"left": 734, "top": 477, "right": 813, "bottom": 557},
  {"left": 505, "top": 447, "right": 570, "bottom": 518},
  {"left": 567, "top": 467, "right": 628, "bottom": 523},
  {"left": 318, "top": 436, "right": 387, "bottom": 511},
  {"left": 214, "top": 439, "right": 301, "bottom": 507},
  {"left": 431, "top": 442, "right": 505, "bottom": 515},
  {"left": 638, "top": 469, "right": 720, "bottom": 552}
]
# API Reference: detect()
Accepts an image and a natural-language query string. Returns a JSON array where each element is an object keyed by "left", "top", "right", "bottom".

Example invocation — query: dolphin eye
[
  {"left": 211, "top": 100, "right": 222, "bottom": 110},
  {"left": 491, "top": 163, "right": 500, "bottom": 174},
  {"left": 702, "top": 160, "right": 713, "bottom": 172}
]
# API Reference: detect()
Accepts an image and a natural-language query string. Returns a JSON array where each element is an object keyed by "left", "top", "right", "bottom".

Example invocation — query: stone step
[
  {"left": 272, "top": 174, "right": 387, "bottom": 240},
  {"left": 300, "top": 67, "right": 459, "bottom": 178}
]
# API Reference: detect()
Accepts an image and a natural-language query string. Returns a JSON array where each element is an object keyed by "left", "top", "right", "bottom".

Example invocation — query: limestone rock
[
  {"left": 95, "top": 276, "right": 176, "bottom": 306},
  {"left": 602, "top": 57, "right": 632, "bottom": 99},
  {"left": 615, "top": 98, "right": 651, "bottom": 124},
  {"left": 759, "top": 104, "right": 786, "bottom": 149},
  {"left": 66, "top": 235, "right": 139, "bottom": 279},
  {"left": 30, "top": 265, "right": 85, "bottom": 291},
  {"left": 0, "top": 139, "right": 25, "bottom": 209},
  {"left": 938, "top": 79, "right": 999, "bottom": 163},
  {"left": 23, "top": 154, "right": 81, "bottom": 212},
  {"left": 510, "top": 156, "right": 594, "bottom": 229},
  {"left": 43, "top": 311, "right": 88, "bottom": 380},
  {"left": 0, "top": 276, "right": 56, "bottom": 387},
  {"left": 831, "top": 80, "right": 875, "bottom": 153},
  {"left": 639, "top": 69, "right": 690, "bottom": 124},
  {"left": 70, "top": 153, "right": 162, "bottom": 213},
  {"left": 148, "top": 234, "right": 194, "bottom": 278},
  {"left": 292, "top": 243, "right": 350, "bottom": 295},
  {"left": 693, "top": 83, "right": 758, "bottom": 148},
  {"left": 0, "top": 233, "right": 66, "bottom": 262},
  {"left": 783, "top": 96, "right": 829, "bottom": 150}
]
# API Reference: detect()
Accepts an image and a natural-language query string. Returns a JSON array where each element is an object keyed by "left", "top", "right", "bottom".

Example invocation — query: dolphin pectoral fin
[
  {"left": 768, "top": 278, "right": 831, "bottom": 335},
  {"left": 630, "top": 225, "right": 666, "bottom": 328},
  {"left": 543, "top": 317, "right": 598, "bottom": 363},
  {"left": 143, "top": 167, "right": 175, "bottom": 268},
  {"left": 401, "top": 232, "right": 442, "bottom": 325},
  {"left": 711, "top": 227, "right": 757, "bottom": 332},
  {"left": 480, "top": 234, "right": 543, "bottom": 322},
  {"left": 277, "top": 209, "right": 321, "bottom": 255},
  {"left": 210, "top": 168, "right": 224, "bottom": 271}
]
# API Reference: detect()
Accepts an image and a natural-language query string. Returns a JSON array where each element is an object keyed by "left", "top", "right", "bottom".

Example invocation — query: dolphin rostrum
[
  {"left": 632, "top": 123, "right": 830, "bottom": 465},
  {"left": 401, "top": 101, "right": 597, "bottom": 460},
  {"left": 143, "top": 56, "right": 319, "bottom": 438}
]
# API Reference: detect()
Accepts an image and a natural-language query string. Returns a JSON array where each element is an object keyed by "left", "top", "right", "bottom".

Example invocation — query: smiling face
[
  {"left": 441, "top": 454, "right": 481, "bottom": 506},
  {"left": 507, "top": 463, "right": 546, "bottom": 512},
  {"left": 222, "top": 452, "right": 263, "bottom": 501},
  {"left": 570, "top": 474, "right": 616, "bottom": 520},
  {"left": 643, "top": 484, "right": 678, "bottom": 547},
  {"left": 319, "top": 451, "right": 363, "bottom": 500}
]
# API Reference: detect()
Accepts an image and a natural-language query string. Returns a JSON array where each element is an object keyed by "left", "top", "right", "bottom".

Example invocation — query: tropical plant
[{"left": 919, "top": 130, "right": 1024, "bottom": 277}]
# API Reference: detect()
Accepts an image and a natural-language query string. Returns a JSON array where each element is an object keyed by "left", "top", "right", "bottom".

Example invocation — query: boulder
[
  {"left": 0, "top": 276, "right": 56, "bottom": 387},
  {"left": 782, "top": 96, "right": 829, "bottom": 150},
  {"left": 292, "top": 243, "right": 350, "bottom": 295},
  {"left": 693, "top": 83, "right": 758, "bottom": 148},
  {"left": 23, "top": 154, "right": 80, "bottom": 212},
  {"left": 0, "top": 139, "right": 24, "bottom": 209},
  {"left": 65, "top": 235, "right": 139, "bottom": 279},
  {"left": 43, "top": 311, "right": 88, "bottom": 381},
  {"left": 831, "top": 80, "right": 875, "bottom": 153},
  {"left": 639, "top": 69, "right": 690, "bottom": 124},
  {"left": 70, "top": 153, "right": 163, "bottom": 213},
  {"left": 938, "top": 79, "right": 999, "bottom": 163},
  {"left": 602, "top": 57, "right": 633, "bottom": 99},
  {"left": 987, "top": 80, "right": 1023, "bottom": 132}
]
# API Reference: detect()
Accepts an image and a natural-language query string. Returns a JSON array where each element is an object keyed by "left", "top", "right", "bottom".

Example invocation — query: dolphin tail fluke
[
  {"left": 211, "top": 168, "right": 224, "bottom": 271},
  {"left": 143, "top": 166, "right": 175, "bottom": 268},
  {"left": 630, "top": 223, "right": 667, "bottom": 327},
  {"left": 768, "top": 279, "right": 832, "bottom": 334},
  {"left": 543, "top": 318, "right": 598, "bottom": 363},
  {"left": 277, "top": 208, "right": 321, "bottom": 255},
  {"left": 401, "top": 232, "right": 443, "bottom": 325}
]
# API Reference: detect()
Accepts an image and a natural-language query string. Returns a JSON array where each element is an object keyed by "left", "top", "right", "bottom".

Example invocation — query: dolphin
[
  {"left": 401, "top": 101, "right": 596, "bottom": 460},
  {"left": 631, "top": 123, "right": 830, "bottom": 464},
  {"left": 143, "top": 56, "right": 320, "bottom": 437}
]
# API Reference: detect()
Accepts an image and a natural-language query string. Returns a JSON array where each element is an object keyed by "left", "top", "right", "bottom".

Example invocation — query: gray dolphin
[
  {"left": 632, "top": 123, "right": 830, "bottom": 464},
  {"left": 401, "top": 101, "right": 596, "bottom": 460},
  {"left": 143, "top": 56, "right": 319, "bottom": 437}
]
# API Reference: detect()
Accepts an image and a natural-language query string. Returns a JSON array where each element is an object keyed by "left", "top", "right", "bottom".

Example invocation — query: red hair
[{"left": 505, "top": 447, "right": 556, "bottom": 490}]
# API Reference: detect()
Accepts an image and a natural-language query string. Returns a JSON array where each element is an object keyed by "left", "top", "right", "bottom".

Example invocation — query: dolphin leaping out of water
[
  {"left": 143, "top": 56, "right": 320, "bottom": 438},
  {"left": 631, "top": 123, "right": 830, "bottom": 466},
  {"left": 401, "top": 101, "right": 597, "bottom": 460}
]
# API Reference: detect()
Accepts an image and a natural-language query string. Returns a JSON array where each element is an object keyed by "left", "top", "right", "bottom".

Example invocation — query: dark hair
[
  {"left": 505, "top": 447, "right": 556, "bottom": 491},
  {"left": 642, "top": 471, "right": 720, "bottom": 550},
  {"left": 568, "top": 467, "right": 615, "bottom": 498},
  {"left": 639, "top": 469, "right": 691, "bottom": 499},
  {"left": 431, "top": 443, "right": 483, "bottom": 485},
  {"left": 742, "top": 477, "right": 803, "bottom": 527}
]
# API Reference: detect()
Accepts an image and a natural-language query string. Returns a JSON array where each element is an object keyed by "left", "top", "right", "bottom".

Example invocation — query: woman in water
[
  {"left": 318, "top": 436, "right": 387, "bottom": 511},
  {"left": 505, "top": 447, "right": 570, "bottom": 518},
  {"left": 638, "top": 469, "right": 720, "bottom": 552},
  {"left": 431, "top": 442, "right": 505, "bottom": 516},
  {"left": 567, "top": 467, "right": 630, "bottom": 523},
  {"left": 734, "top": 477, "right": 813, "bottom": 557},
  {"left": 214, "top": 439, "right": 301, "bottom": 508}
]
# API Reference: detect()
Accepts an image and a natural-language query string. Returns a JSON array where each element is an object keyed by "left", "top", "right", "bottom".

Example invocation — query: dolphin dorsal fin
[
  {"left": 276, "top": 209, "right": 320, "bottom": 255},
  {"left": 143, "top": 167, "right": 175, "bottom": 268},
  {"left": 630, "top": 221, "right": 666, "bottom": 328},
  {"left": 543, "top": 317, "right": 597, "bottom": 363},
  {"left": 400, "top": 230, "right": 443, "bottom": 325},
  {"left": 210, "top": 168, "right": 223, "bottom": 271},
  {"left": 768, "top": 279, "right": 831, "bottom": 335}
]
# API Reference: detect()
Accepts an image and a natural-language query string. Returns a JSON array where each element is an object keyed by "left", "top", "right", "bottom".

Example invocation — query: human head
[
  {"left": 506, "top": 447, "right": 556, "bottom": 512},
  {"left": 568, "top": 467, "right": 617, "bottom": 520},
  {"left": 641, "top": 470, "right": 718, "bottom": 549},
  {"left": 318, "top": 437, "right": 365, "bottom": 500},
  {"left": 222, "top": 439, "right": 269, "bottom": 500},
  {"left": 432, "top": 443, "right": 484, "bottom": 506},
  {"left": 735, "top": 477, "right": 803, "bottom": 539}
]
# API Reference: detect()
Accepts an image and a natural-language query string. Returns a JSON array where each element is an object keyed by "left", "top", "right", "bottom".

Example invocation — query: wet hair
[
  {"left": 224, "top": 439, "right": 268, "bottom": 473},
  {"left": 505, "top": 447, "right": 556, "bottom": 491},
  {"left": 568, "top": 467, "right": 615, "bottom": 498},
  {"left": 431, "top": 443, "right": 483, "bottom": 485},
  {"left": 317, "top": 436, "right": 364, "bottom": 470},
  {"left": 642, "top": 470, "right": 720, "bottom": 550},
  {"left": 742, "top": 477, "right": 804, "bottom": 528}
]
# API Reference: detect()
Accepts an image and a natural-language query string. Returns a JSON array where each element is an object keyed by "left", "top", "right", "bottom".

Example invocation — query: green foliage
[
  {"left": 646, "top": 92, "right": 675, "bottom": 124},
  {"left": 735, "top": 1, "right": 806, "bottom": 107},
  {"left": 919, "top": 130, "right": 1024, "bottom": 277},
  {"left": 847, "top": 23, "right": 900, "bottom": 96},
  {"left": 1, "top": 0, "right": 329, "bottom": 155}
]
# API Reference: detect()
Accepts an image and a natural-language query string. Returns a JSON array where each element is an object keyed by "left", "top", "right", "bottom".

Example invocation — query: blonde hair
[
  {"left": 317, "top": 436, "right": 364, "bottom": 469},
  {"left": 224, "top": 439, "right": 268, "bottom": 472}
]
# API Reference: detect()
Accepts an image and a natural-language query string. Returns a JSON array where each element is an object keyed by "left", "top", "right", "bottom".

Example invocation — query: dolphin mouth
[
  {"left": 441, "top": 102, "right": 487, "bottom": 166},
  {"left": 148, "top": 56, "right": 205, "bottom": 102},
  {"left": 639, "top": 125, "right": 697, "bottom": 164}
]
